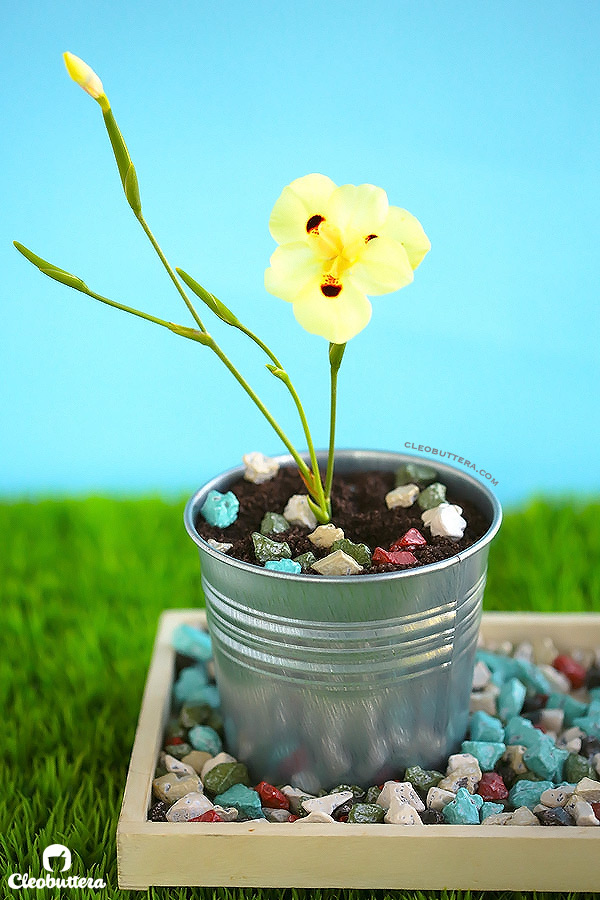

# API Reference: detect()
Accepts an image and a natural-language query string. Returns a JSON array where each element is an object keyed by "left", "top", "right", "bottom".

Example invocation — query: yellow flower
[
  {"left": 264, "top": 174, "right": 430, "bottom": 343},
  {"left": 63, "top": 52, "right": 109, "bottom": 110}
]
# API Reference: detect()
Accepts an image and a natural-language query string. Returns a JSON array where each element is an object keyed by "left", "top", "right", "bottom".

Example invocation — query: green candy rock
[
  {"left": 203, "top": 761, "right": 251, "bottom": 796},
  {"left": 260, "top": 512, "right": 290, "bottom": 535},
  {"left": 417, "top": 482, "right": 447, "bottom": 510},
  {"left": 180, "top": 703, "right": 223, "bottom": 734},
  {"left": 564, "top": 752, "right": 596, "bottom": 783},
  {"left": 395, "top": 463, "right": 437, "bottom": 487},
  {"left": 347, "top": 802, "right": 385, "bottom": 824},
  {"left": 252, "top": 532, "right": 292, "bottom": 563},
  {"left": 164, "top": 742, "right": 192, "bottom": 760},
  {"left": 364, "top": 785, "right": 381, "bottom": 804},
  {"left": 404, "top": 765, "right": 444, "bottom": 794},
  {"left": 331, "top": 784, "right": 366, "bottom": 800},
  {"left": 293, "top": 551, "right": 317, "bottom": 572},
  {"left": 331, "top": 539, "right": 372, "bottom": 567},
  {"left": 214, "top": 784, "right": 265, "bottom": 819}
]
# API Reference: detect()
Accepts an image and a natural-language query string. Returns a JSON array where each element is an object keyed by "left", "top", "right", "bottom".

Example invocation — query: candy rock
[
  {"left": 206, "top": 539, "right": 233, "bottom": 553},
  {"left": 166, "top": 792, "right": 214, "bottom": 822},
  {"left": 331, "top": 539, "right": 372, "bottom": 567},
  {"left": 390, "top": 528, "right": 427, "bottom": 550},
  {"left": 283, "top": 494, "right": 318, "bottom": 529},
  {"left": 200, "top": 490, "right": 239, "bottom": 528},
  {"left": 311, "top": 550, "right": 363, "bottom": 576},
  {"left": 308, "top": 523, "right": 345, "bottom": 548},
  {"left": 417, "top": 482, "right": 447, "bottom": 511},
  {"left": 384, "top": 798, "right": 424, "bottom": 825},
  {"left": 302, "top": 791, "right": 353, "bottom": 816},
  {"left": 376, "top": 781, "right": 425, "bottom": 812},
  {"left": 252, "top": 532, "right": 292, "bottom": 563},
  {"left": 171, "top": 624, "right": 213, "bottom": 662},
  {"left": 153, "top": 773, "right": 203, "bottom": 804},
  {"left": 395, "top": 463, "right": 437, "bottom": 487},
  {"left": 265, "top": 558, "right": 302, "bottom": 574},
  {"left": 260, "top": 512, "right": 290, "bottom": 535},
  {"left": 242, "top": 451, "right": 279, "bottom": 484},
  {"left": 421, "top": 502, "right": 467, "bottom": 539},
  {"left": 385, "top": 484, "right": 419, "bottom": 509}
]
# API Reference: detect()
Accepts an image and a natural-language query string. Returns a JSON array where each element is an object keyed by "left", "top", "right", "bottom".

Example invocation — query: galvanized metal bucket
[{"left": 184, "top": 450, "right": 502, "bottom": 793}]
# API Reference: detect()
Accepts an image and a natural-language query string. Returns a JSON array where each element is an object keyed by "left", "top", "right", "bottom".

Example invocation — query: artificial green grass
[{"left": 1, "top": 496, "right": 598, "bottom": 900}]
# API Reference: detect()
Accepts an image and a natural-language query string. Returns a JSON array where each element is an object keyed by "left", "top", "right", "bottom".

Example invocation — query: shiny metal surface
[{"left": 184, "top": 450, "right": 502, "bottom": 791}]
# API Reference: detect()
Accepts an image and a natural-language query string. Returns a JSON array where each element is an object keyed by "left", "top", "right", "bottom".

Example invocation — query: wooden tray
[{"left": 117, "top": 611, "right": 600, "bottom": 891}]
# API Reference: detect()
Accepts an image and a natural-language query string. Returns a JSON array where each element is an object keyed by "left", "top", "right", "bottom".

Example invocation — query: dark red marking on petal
[
  {"left": 321, "top": 283, "right": 342, "bottom": 297},
  {"left": 365, "top": 233, "right": 378, "bottom": 242},
  {"left": 306, "top": 214, "right": 325, "bottom": 233}
]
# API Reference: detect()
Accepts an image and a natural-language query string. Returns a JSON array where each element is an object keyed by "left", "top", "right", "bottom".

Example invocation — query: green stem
[
  {"left": 325, "top": 343, "right": 347, "bottom": 500},
  {"left": 136, "top": 213, "right": 206, "bottom": 332},
  {"left": 85, "top": 288, "right": 174, "bottom": 329}
]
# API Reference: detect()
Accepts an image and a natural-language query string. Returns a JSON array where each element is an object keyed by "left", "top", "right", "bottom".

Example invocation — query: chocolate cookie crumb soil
[{"left": 197, "top": 467, "right": 490, "bottom": 574}]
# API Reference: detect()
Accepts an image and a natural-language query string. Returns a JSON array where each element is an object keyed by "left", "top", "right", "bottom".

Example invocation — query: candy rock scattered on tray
[
  {"left": 421, "top": 502, "right": 467, "bottom": 539},
  {"left": 152, "top": 623, "right": 600, "bottom": 826},
  {"left": 243, "top": 451, "right": 280, "bottom": 484}
]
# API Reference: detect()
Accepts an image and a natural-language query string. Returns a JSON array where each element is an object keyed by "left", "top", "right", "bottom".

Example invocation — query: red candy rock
[
  {"left": 190, "top": 810, "right": 224, "bottom": 822},
  {"left": 166, "top": 736, "right": 184, "bottom": 745},
  {"left": 477, "top": 772, "right": 509, "bottom": 802},
  {"left": 287, "top": 814, "right": 299, "bottom": 822},
  {"left": 390, "top": 528, "right": 427, "bottom": 551},
  {"left": 255, "top": 781, "right": 290, "bottom": 810},
  {"left": 591, "top": 802, "right": 600, "bottom": 821},
  {"left": 552, "top": 654, "right": 587, "bottom": 690},
  {"left": 372, "top": 547, "right": 418, "bottom": 566}
]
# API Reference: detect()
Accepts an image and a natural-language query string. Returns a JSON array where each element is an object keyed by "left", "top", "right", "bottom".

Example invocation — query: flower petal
[
  {"left": 326, "top": 183, "right": 389, "bottom": 241},
  {"left": 379, "top": 205, "right": 431, "bottom": 270},
  {"left": 292, "top": 277, "right": 372, "bottom": 343},
  {"left": 349, "top": 235, "right": 414, "bottom": 295},
  {"left": 269, "top": 174, "right": 338, "bottom": 245},
  {"left": 264, "top": 242, "right": 322, "bottom": 302}
]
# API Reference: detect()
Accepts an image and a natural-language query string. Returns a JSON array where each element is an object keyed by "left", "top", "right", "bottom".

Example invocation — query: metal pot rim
[{"left": 184, "top": 448, "right": 502, "bottom": 583}]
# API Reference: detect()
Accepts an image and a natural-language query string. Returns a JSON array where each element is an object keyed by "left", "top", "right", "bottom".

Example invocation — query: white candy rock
[
  {"left": 421, "top": 502, "right": 467, "bottom": 539},
  {"left": 308, "top": 523, "right": 345, "bottom": 548},
  {"left": 574, "top": 777, "right": 600, "bottom": 803},
  {"left": 212, "top": 805, "right": 239, "bottom": 821},
  {"left": 540, "top": 708, "right": 564, "bottom": 733},
  {"left": 481, "top": 812, "right": 513, "bottom": 825},
  {"left": 283, "top": 494, "right": 318, "bottom": 529},
  {"left": 447, "top": 753, "right": 481, "bottom": 776},
  {"left": 166, "top": 792, "right": 214, "bottom": 822},
  {"left": 538, "top": 663, "right": 571, "bottom": 694},
  {"left": 161, "top": 753, "right": 197, "bottom": 777},
  {"left": 540, "top": 785, "right": 576, "bottom": 807},
  {"left": 295, "top": 811, "right": 337, "bottom": 823},
  {"left": 301, "top": 791, "right": 353, "bottom": 816},
  {"left": 384, "top": 798, "right": 424, "bottom": 825},
  {"left": 385, "top": 484, "right": 419, "bottom": 509},
  {"left": 471, "top": 660, "right": 492, "bottom": 690},
  {"left": 376, "top": 781, "right": 425, "bottom": 812},
  {"left": 564, "top": 795, "right": 600, "bottom": 826},
  {"left": 426, "top": 786, "right": 456, "bottom": 810},
  {"left": 506, "top": 806, "right": 540, "bottom": 826},
  {"left": 242, "top": 451, "right": 280, "bottom": 484},
  {"left": 469, "top": 684, "right": 500, "bottom": 716},
  {"left": 207, "top": 539, "right": 233, "bottom": 553},
  {"left": 311, "top": 550, "right": 363, "bottom": 576}
]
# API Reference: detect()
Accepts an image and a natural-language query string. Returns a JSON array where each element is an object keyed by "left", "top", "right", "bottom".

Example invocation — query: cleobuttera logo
[
  {"left": 7, "top": 843, "right": 106, "bottom": 891},
  {"left": 42, "top": 845, "right": 71, "bottom": 872}
]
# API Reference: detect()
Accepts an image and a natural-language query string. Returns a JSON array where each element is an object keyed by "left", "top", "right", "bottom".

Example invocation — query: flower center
[
  {"left": 320, "top": 276, "right": 342, "bottom": 298},
  {"left": 306, "top": 214, "right": 325, "bottom": 233}
]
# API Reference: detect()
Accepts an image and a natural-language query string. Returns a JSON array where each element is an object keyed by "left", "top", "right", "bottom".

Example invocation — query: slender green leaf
[
  {"left": 176, "top": 267, "right": 240, "bottom": 326},
  {"left": 102, "top": 107, "right": 135, "bottom": 193},
  {"left": 13, "top": 242, "right": 88, "bottom": 292}
]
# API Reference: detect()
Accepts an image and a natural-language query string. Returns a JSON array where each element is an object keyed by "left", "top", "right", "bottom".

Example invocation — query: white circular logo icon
[{"left": 42, "top": 845, "right": 72, "bottom": 873}]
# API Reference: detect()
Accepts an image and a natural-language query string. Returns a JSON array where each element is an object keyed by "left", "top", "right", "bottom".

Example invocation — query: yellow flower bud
[{"left": 63, "top": 52, "right": 109, "bottom": 110}]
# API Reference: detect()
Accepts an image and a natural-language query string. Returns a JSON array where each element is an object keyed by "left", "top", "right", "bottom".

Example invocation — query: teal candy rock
[
  {"left": 546, "top": 692, "right": 588, "bottom": 727},
  {"left": 497, "top": 677, "right": 527, "bottom": 721},
  {"left": 504, "top": 716, "right": 539, "bottom": 749},
  {"left": 461, "top": 741, "right": 506, "bottom": 772},
  {"left": 331, "top": 539, "right": 372, "bottom": 567},
  {"left": 172, "top": 624, "right": 213, "bottom": 661},
  {"left": 188, "top": 724, "right": 223, "bottom": 756},
  {"left": 480, "top": 801, "right": 505, "bottom": 820},
  {"left": 252, "top": 532, "right": 292, "bottom": 563},
  {"left": 173, "top": 665, "right": 207, "bottom": 703},
  {"left": 265, "top": 558, "right": 302, "bottom": 574},
  {"left": 442, "top": 787, "right": 481, "bottom": 824},
  {"left": 293, "top": 551, "right": 317, "bottom": 571},
  {"left": 394, "top": 463, "right": 437, "bottom": 487},
  {"left": 523, "top": 732, "right": 566, "bottom": 781},
  {"left": 573, "top": 699, "right": 600, "bottom": 738},
  {"left": 260, "top": 512, "right": 290, "bottom": 535},
  {"left": 469, "top": 710, "right": 505, "bottom": 743},
  {"left": 508, "top": 779, "right": 554, "bottom": 809},
  {"left": 200, "top": 490, "right": 239, "bottom": 527},
  {"left": 417, "top": 482, "right": 447, "bottom": 511},
  {"left": 214, "top": 784, "right": 265, "bottom": 819}
]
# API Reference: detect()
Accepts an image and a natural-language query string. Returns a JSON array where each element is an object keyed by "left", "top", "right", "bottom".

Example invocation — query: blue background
[{"left": 2, "top": 0, "right": 598, "bottom": 506}]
